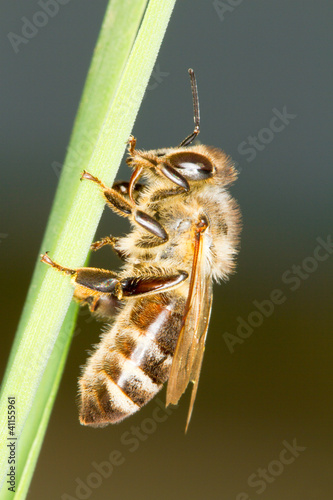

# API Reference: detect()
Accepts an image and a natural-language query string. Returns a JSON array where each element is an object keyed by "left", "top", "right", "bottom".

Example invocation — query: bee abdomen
[
  {"left": 79, "top": 372, "right": 140, "bottom": 427},
  {"left": 79, "top": 293, "right": 185, "bottom": 427}
]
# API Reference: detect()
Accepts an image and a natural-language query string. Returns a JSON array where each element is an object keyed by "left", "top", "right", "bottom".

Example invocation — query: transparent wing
[
  {"left": 185, "top": 278, "right": 212, "bottom": 432},
  {"left": 166, "top": 223, "right": 213, "bottom": 430}
]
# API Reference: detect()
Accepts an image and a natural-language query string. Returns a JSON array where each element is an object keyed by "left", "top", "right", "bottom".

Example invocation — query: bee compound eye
[{"left": 168, "top": 152, "right": 214, "bottom": 180}]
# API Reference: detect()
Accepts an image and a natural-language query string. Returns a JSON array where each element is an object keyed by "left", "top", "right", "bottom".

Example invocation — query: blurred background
[{"left": 1, "top": 1, "right": 333, "bottom": 499}]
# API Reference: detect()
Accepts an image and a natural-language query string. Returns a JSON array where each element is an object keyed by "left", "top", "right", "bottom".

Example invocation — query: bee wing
[
  {"left": 166, "top": 223, "right": 213, "bottom": 430},
  {"left": 185, "top": 277, "right": 212, "bottom": 432}
]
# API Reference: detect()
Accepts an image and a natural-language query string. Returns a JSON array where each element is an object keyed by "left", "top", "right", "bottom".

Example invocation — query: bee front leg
[
  {"left": 81, "top": 171, "right": 168, "bottom": 243},
  {"left": 126, "top": 135, "right": 190, "bottom": 198}
]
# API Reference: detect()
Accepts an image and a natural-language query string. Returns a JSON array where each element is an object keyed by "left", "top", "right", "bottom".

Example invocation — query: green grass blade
[
  {"left": 1, "top": 0, "right": 148, "bottom": 384},
  {"left": 0, "top": 0, "right": 177, "bottom": 497},
  {"left": 14, "top": 303, "right": 79, "bottom": 499},
  {"left": 0, "top": 0, "right": 149, "bottom": 494}
]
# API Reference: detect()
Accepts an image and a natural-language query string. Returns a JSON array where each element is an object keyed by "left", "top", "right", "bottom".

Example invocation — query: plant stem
[{"left": 0, "top": 0, "right": 177, "bottom": 497}]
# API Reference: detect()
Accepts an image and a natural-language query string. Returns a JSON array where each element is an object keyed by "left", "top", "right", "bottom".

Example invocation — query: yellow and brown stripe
[{"left": 79, "top": 292, "right": 185, "bottom": 427}]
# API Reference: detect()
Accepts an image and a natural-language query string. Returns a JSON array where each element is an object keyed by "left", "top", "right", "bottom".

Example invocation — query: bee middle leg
[
  {"left": 81, "top": 171, "right": 168, "bottom": 243},
  {"left": 90, "top": 236, "right": 127, "bottom": 262}
]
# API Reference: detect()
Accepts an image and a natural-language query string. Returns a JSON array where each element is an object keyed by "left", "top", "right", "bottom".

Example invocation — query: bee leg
[
  {"left": 41, "top": 252, "right": 124, "bottom": 315},
  {"left": 90, "top": 236, "right": 127, "bottom": 261},
  {"left": 41, "top": 251, "right": 122, "bottom": 292},
  {"left": 90, "top": 236, "right": 118, "bottom": 252},
  {"left": 125, "top": 136, "right": 190, "bottom": 199},
  {"left": 120, "top": 270, "right": 188, "bottom": 298},
  {"left": 127, "top": 161, "right": 189, "bottom": 201},
  {"left": 127, "top": 134, "right": 137, "bottom": 156},
  {"left": 81, "top": 171, "right": 168, "bottom": 242},
  {"left": 41, "top": 252, "right": 188, "bottom": 301},
  {"left": 74, "top": 292, "right": 122, "bottom": 319},
  {"left": 71, "top": 268, "right": 188, "bottom": 301}
]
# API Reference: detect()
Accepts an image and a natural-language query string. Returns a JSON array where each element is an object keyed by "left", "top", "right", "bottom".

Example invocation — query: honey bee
[{"left": 41, "top": 69, "right": 241, "bottom": 431}]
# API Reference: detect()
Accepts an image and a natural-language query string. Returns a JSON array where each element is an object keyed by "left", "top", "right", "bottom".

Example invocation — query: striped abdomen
[{"left": 79, "top": 292, "right": 185, "bottom": 427}]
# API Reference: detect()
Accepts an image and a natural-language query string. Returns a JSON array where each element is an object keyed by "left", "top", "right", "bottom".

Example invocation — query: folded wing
[{"left": 166, "top": 219, "right": 213, "bottom": 431}]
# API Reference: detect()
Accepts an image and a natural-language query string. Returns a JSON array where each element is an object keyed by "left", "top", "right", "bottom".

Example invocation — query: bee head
[{"left": 151, "top": 145, "right": 238, "bottom": 187}]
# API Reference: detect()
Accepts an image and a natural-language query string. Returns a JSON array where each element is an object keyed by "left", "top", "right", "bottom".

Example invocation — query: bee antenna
[{"left": 179, "top": 68, "right": 201, "bottom": 147}]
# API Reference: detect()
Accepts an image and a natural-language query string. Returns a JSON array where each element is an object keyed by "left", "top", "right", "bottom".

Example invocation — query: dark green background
[{"left": 1, "top": 1, "right": 333, "bottom": 499}]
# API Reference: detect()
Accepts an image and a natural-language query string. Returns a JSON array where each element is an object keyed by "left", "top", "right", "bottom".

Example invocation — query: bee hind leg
[
  {"left": 120, "top": 270, "right": 188, "bottom": 298},
  {"left": 40, "top": 252, "right": 123, "bottom": 317},
  {"left": 72, "top": 268, "right": 189, "bottom": 305},
  {"left": 41, "top": 252, "right": 188, "bottom": 304},
  {"left": 73, "top": 291, "right": 121, "bottom": 319}
]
